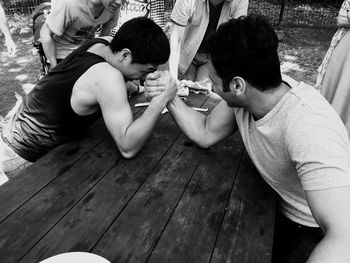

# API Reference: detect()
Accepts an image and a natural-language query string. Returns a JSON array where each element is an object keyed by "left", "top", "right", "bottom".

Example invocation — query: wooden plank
[
  {"left": 211, "top": 151, "right": 276, "bottom": 263},
  {"left": 88, "top": 94, "right": 221, "bottom": 262},
  {"left": 0, "top": 136, "right": 124, "bottom": 263},
  {"left": 148, "top": 133, "right": 245, "bottom": 263},
  {"left": 90, "top": 133, "right": 203, "bottom": 262},
  {"left": 0, "top": 99, "right": 145, "bottom": 223},
  {"left": 16, "top": 94, "right": 209, "bottom": 262},
  {"left": 19, "top": 110, "right": 182, "bottom": 262},
  {"left": 0, "top": 118, "right": 108, "bottom": 222}
]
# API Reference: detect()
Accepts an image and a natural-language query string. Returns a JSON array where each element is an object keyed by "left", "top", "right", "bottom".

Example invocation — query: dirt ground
[
  {"left": 0, "top": 26, "right": 335, "bottom": 117},
  {"left": 0, "top": 33, "right": 41, "bottom": 117},
  {"left": 279, "top": 27, "right": 335, "bottom": 85}
]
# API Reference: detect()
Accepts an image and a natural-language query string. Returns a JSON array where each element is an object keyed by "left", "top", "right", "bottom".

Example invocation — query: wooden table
[{"left": 0, "top": 93, "right": 276, "bottom": 263}]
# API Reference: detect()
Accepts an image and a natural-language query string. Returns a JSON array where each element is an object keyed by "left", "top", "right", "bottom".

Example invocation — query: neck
[{"left": 246, "top": 82, "right": 290, "bottom": 120}]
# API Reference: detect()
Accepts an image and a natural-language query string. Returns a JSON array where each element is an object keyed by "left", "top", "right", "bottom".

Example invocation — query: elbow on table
[
  {"left": 197, "top": 142, "right": 212, "bottom": 149},
  {"left": 119, "top": 148, "right": 138, "bottom": 159},
  {"left": 193, "top": 138, "right": 214, "bottom": 149}
]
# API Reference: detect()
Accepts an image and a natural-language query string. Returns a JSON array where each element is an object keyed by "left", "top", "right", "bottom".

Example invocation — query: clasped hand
[{"left": 144, "top": 70, "right": 177, "bottom": 102}]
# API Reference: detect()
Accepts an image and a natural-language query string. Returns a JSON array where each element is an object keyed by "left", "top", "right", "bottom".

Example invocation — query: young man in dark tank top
[{"left": 0, "top": 17, "right": 177, "bottom": 184}]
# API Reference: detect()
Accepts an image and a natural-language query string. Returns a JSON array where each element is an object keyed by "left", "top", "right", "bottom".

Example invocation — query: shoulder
[
  {"left": 47, "top": 0, "right": 78, "bottom": 19},
  {"left": 51, "top": 0, "right": 72, "bottom": 11},
  {"left": 78, "top": 62, "right": 127, "bottom": 106},
  {"left": 284, "top": 91, "right": 349, "bottom": 155},
  {"left": 88, "top": 62, "right": 124, "bottom": 86},
  {"left": 75, "top": 61, "right": 125, "bottom": 97},
  {"left": 171, "top": 0, "right": 197, "bottom": 23}
]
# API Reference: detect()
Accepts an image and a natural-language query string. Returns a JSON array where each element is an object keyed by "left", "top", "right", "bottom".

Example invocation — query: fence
[
  {"left": 249, "top": 0, "right": 342, "bottom": 29},
  {"left": 2, "top": 0, "right": 48, "bottom": 14},
  {"left": 1, "top": 0, "right": 344, "bottom": 29}
]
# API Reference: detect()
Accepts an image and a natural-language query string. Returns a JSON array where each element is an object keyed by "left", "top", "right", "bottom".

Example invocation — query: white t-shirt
[
  {"left": 234, "top": 76, "right": 350, "bottom": 227},
  {"left": 46, "top": 0, "right": 113, "bottom": 59}
]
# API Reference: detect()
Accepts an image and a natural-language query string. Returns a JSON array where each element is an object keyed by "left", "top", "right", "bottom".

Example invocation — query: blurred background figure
[
  {"left": 168, "top": 0, "right": 248, "bottom": 85},
  {"left": 316, "top": 0, "right": 350, "bottom": 134},
  {"left": 110, "top": 0, "right": 166, "bottom": 36},
  {"left": 40, "top": 0, "right": 124, "bottom": 69},
  {"left": 0, "top": 3, "right": 16, "bottom": 55}
]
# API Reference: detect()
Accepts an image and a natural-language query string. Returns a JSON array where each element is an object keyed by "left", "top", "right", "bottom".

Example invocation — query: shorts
[{"left": 0, "top": 134, "right": 32, "bottom": 185}]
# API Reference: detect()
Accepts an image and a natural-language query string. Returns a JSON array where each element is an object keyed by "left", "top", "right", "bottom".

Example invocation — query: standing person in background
[
  {"left": 168, "top": 0, "right": 248, "bottom": 84},
  {"left": 40, "top": 0, "right": 124, "bottom": 69},
  {"left": 315, "top": 0, "right": 350, "bottom": 134},
  {"left": 0, "top": 3, "right": 16, "bottom": 55},
  {"left": 110, "top": 0, "right": 167, "bottom": 35}
]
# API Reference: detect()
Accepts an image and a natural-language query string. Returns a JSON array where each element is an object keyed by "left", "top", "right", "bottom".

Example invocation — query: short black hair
[
  {"left": 209, "top": 15, "right": 282, "bottom": 92},
  {"left": 110, "top": 17, "right": 170, "bottom": 65}
]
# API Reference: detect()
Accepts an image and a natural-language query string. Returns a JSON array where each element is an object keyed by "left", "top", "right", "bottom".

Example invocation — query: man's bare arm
[
  {"left": 95, "top": 66, "right": 177, "bottom": 158},
  {"left": 168, "top": 22, "right": 185, "bottom": 80},
  {"left": 40, "top": 23, "right": 58, "bottom": 68},
  {"left": 305, "top": 186, "right": 350, "bottom": 262},
  {"left": 167, "top": 96, "right": 237, "bottom": 148}
]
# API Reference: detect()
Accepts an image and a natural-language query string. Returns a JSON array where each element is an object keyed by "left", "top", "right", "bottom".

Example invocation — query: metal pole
[{"left": 278, "top": 0, "right": 285, "bottom": 28}]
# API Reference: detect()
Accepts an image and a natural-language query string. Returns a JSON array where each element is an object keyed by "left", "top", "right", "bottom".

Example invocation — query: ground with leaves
[
  {"left": 279, "top": 27, "right": 334, "bottom": 86},
  {"left": 0, "top": 15, "right": 335, "bottom": 117}
]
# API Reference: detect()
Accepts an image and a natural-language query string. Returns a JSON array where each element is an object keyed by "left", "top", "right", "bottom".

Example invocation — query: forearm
[
  {"left": 169, "top": 48, "right": 180, "bottom": 80},
  {"left": 307, "top": 233, "right": 350, "bottom": 262},
  {"left": 169, "top": 25, "right": 184, "bottom": 80},
  {"left": 41, "top": 36, "right": 57, "bottom": 67},
  {"left": 167, "top": 95, "right": 210, "bottom": 147},
  {"left": 118, "top": 96, "right": 169, "bottom": 158}
]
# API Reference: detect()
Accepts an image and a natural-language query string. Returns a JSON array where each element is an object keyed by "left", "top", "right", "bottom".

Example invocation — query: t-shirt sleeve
[
  {"left": 45, "top": 0, "right": 72, "bottom": 36},
  {"left": 286, "top": 112, "right": 350, "bottom": 191},
  {"left": 170, "top": 0, "right": 195, "bottom": 26},
  {"left": 231, "top": 0, "right": 249, "bottom": 19}
]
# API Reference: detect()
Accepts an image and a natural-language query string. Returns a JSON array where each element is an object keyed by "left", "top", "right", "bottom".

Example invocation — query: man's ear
[
  {"left": 120, "top": 48, "right": 132, "bottom": 63},
  {"left": 229, "top": 77, "right": 246, "bottom": 95}
]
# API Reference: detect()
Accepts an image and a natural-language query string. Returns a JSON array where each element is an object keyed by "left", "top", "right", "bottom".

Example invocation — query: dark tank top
[{"left": 3, "top": 38, "right": 110, "bottom": 162}]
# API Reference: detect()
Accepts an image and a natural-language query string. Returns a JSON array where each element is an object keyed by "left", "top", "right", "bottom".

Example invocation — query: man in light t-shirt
[
  {"left": 40, "top": 0, "right": 124, "bottom": 68},
  {"left": 145, "top": 15, "right": 350, "bottom": 263}
]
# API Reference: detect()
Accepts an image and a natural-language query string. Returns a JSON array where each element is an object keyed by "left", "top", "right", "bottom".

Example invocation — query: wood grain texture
[
  {"left": 211, "top": 151, "right": 276, "bottom": 263},
  {"left": 0, "top": 118, "right": 109, "bottom": 223},
  {"left": 0, "top": 98, "right": 146, "bottom": 222},
  {"left": 0, "top": 93, "right": 276, "bottom": 263},
  {"left": 16, "top": 93, "right": 209, "bottom": 262},
  {"left": 20, "top": 113, "right": 181, "bottom": 262},
  {"left": 148, "top": 133, "right": 245, "bottom": 263},
  {"left": 89, "top": 94, "right": 210, "bottom": 262},
  {"left": 0, "top": 136, "right": 123, "bottom": 263},
  {"left": 91, "top": 133, "right": 204, "bottom": 262}
]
